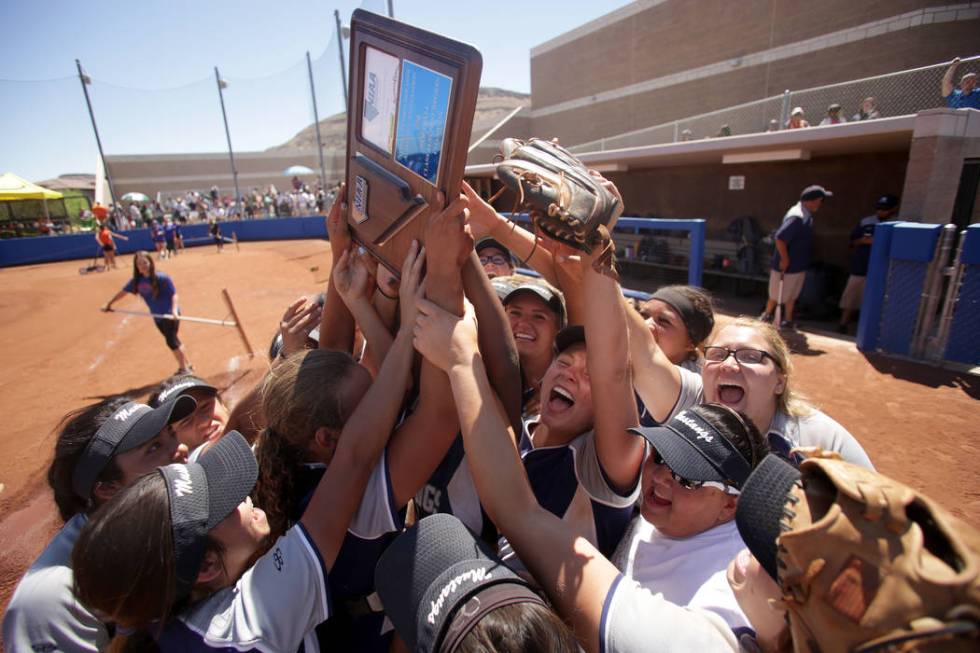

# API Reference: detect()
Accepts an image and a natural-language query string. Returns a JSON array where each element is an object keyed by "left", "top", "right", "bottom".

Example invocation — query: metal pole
[
  {"left": 214, "top": 67, "right": 242, "bottom": 220},
  {"left": 334, "top": 9, "right": 349, "bottom": 111},
  {"left": 306, "top": 51, "right": 328, "bottom": 193},
  {"left": 386, "top": 0, "right": 394, "bottom": 17},
  {"left": 779, "top": 90, "right": 791, "bottom": 130},
  {"left": 928, "top": 229, "right": 966, "bottom": 362},
  {"left": 75, "top": 59, "right": 117, "bottom": 204}
]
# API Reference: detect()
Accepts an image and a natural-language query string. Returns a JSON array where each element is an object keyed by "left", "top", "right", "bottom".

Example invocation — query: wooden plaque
[{"left": 345, "top": 9, "right": 482, "bottom": 275}]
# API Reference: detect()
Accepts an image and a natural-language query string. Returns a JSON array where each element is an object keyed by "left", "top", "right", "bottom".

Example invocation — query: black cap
[
  {"left": 159, "top": 431, "right": 257, "bottom": 601},
  {"left": 375, "top": 514, "right": 545, "bottom": 653},
  {"left": 475, "top": 238, "right": 512, "bottom": 259},
  {"left": 735, "top": 454, "right": 802, "bottom": 580},
  {"left": 72, "top": 397, "right": 197, "bottom": 500},
  {"left": 629, "top": 407, "right": 753, "bottom": 488},
  {"left": 874, "top": 194, "right": 899, "bottom": 210},
  {"left": 800, "top": 185, "right": 832, "bottom": 201},
  {"left": 503, "top": 282, "right": 567, "bottom": 328},
  {"left": 554, "top": 324, "right": 584, "bottom": 353},
  {"left": 151, "top": 375, "right": 217, "bottom": 407}
]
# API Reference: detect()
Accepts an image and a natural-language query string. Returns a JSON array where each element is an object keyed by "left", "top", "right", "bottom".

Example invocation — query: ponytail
[{"left": 253, "top": 428, "right": 305, "bottom": 539}]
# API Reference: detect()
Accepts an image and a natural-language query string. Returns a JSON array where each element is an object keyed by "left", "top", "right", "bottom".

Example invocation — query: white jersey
[
  {"left": 158, "top": 525, "right": 330, "bottom": 652},
  {"left": 669, "top": 368, "right": 874, "bottom": 469},
  {"left": 3, "top": 514, "right": 108, "bottom": 653},
  {"left": 611, "top": 517, "right": 749, "bottom": 630},
  {"left": 601, "top": 575, "right": 740, "bottom": 653}
]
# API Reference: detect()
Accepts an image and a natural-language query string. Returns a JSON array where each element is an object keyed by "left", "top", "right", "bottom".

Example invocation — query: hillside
[{"left": 266, "top": 87, "right": 530, "bottom": 152}]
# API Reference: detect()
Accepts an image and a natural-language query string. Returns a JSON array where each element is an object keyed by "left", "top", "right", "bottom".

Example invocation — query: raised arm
[
  {"left": 333, "top": 249, "right": 393, "bottom": 378},
  {"left": 626, "top": 298, "right": 682, "bottom": 423},
  {"left": 462, "top": 181, "right": 561, "bottom": 286},
  {"left": 412, "top": 299, "right": 619, "bottom": 653},
  {"left": 461, "top": 250, "right": 522, "bottom": 432},
  {"left": 579, "top": 239, "right": 643, "bottom": 493},
  {"left": 942, "top": 57, "right": 960, "bottom": 97},
  {"left": 384, "top": 194, "right": 468, "bottom": 508},
  {"left": 318, "top": 186, "right": 356, "bottom": 354},
  {"left": 300, "top": 244, "right": 422, "bottom": 569}
]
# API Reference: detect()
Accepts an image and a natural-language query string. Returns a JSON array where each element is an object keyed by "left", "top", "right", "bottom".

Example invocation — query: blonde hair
[{"left": 711, "top": 316, "right": 814, "bottom": 417}]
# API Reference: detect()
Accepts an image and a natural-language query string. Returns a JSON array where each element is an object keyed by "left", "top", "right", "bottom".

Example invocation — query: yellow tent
[{"left": 0, "top": 173, "right": 64, "bottom": 201}]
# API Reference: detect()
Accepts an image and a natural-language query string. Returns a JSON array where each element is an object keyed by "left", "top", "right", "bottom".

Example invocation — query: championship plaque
[{"left": 345, "top": 9, "right": 482, "bottom": 274}]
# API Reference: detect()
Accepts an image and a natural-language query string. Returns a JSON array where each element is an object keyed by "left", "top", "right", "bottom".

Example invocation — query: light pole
[
  {"left": 214, "top": 67, "right": 242, "bottom": 220},
  {"left": 334, "top": 9, "right": 348, "bottom": 112},
  {"left": 75, "top": 59, "right": 117, "bottom": 204},
  {"left": 306, "top": 51, "right": 328, "bottom": 192},
  {"left": 387, "top": 0, "right": 394, "bottom": 17}
]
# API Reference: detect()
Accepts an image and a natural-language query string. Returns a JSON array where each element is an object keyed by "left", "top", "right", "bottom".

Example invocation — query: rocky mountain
[{"left": 266, "top": 87, "right": 530, "bottom": 152}]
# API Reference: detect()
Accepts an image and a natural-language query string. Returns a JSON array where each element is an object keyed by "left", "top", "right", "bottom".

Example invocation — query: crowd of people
[{"left": 4, "top": 170, "right": 977, "bottom": 653}]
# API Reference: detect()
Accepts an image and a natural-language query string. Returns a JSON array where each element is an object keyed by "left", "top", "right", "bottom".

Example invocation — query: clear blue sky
[{"left": 0, "top": 0, "right": 631, "bottom": 182}]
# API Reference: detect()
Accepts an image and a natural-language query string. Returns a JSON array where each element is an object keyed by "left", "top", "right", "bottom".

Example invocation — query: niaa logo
[{"left": 364, "top": 72, "right": 380, "bottom": 121}]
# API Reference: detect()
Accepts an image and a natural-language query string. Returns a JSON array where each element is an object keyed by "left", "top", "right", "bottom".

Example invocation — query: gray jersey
[
  {"left": 162, "top": 525, "right": 330, "bottom": 652},
  {"left": 3, "top": 514, "right": 108, "bottom": 653}
]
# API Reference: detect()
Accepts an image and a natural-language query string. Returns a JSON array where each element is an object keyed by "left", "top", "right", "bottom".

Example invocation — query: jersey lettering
[{"left": 417, "top": 485, "right": 442, "bottom": 514}]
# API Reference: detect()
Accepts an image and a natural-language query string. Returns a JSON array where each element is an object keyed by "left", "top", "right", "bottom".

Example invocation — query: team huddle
[{"left": 3, "top": 173, "right": 978, "bottom": 653}]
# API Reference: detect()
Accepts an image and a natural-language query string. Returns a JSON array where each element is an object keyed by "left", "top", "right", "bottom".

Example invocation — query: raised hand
[
  {"left": 461, "top": 181, "right": 502, "bottom": 241},
  {"left": 398, "top": 240, "right": 426, "bottom": 329},
  {"left": 326, "top": 183, "right": 351, "bottom": 262},
  {"left": 412, "top": 298, "right": 478, "bottom": 373},
  {"left": 279, "top": 296, "right": 323, "bottom": 357},
  {"left": 423, "top": 191, "right": 472, "bottom": 278},
  {"left": 333, "top": 248, "right": 376, "bottom": 310}
]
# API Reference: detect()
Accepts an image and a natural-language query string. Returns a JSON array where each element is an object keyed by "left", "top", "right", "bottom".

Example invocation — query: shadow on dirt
[{"left": 863, "top": 352, "right": 980, "bottom": 399}]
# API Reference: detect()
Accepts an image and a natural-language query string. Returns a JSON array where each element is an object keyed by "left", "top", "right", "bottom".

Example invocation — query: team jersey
[
  {"left": 610, "top": 516, "right": 750, "bottom": 630},
  {"left": 413, "top": 433, "right": 496, "bottom": 543},
  {"left": 123, "top": 272, "right": 176, "bottom": 316},
  {"left": 157, "top": 524, "right": 330, "bottom": 652},
  {"left": 294, "top": 452, "right": 402, "bottom": 653},
  {"left": 3, "top": 514, "right": 109, "bottom": 653},
  {"left": 637, "top": 360, "right": 702, "bottom": 427},
  {"left": 498, "top": 419, "right": 639, "bottom": 572},
  {"left": 667, "top": 367, "right": 874, "bottom": 469}
]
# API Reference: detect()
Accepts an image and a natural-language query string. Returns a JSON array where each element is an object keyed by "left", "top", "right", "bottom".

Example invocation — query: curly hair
[{"left": 253, "top": 349, "right": 361, "bottom": 539}]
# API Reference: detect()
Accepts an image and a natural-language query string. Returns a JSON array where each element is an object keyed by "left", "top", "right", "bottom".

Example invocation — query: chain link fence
[{"left": 569, "top": 55, "right": 980, "bottom": 153}]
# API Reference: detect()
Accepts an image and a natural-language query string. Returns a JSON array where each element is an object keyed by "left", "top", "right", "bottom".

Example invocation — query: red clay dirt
[{"left": 0, "top": 238, "right": 978, "bottom": 629}]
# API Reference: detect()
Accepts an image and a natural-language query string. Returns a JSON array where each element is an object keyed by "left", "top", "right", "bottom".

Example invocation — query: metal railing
[{"left": 569, "top": 55, "right": 980, "bottom": 153}]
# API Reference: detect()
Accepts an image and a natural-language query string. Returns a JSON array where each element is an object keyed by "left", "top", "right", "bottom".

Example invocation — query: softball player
[
  {"left": 101, "top": 250, "right": 194, "bottom": 374},
  {"left": 3, "top": 395, "right": 193, "bottom": 653}
]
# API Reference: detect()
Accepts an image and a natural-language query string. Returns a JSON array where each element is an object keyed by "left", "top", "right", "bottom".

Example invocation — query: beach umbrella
[
  {"left": 121, "top": 192, "right": 150, "bottom": 202},
  {"left": 283, "top": 165, "right": 314, "bottom": 176}
]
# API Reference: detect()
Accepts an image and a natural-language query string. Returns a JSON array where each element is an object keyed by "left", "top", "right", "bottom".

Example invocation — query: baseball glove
[
  {"left": 768, "top": 451, "right": 980, "bottom": 652},
  {"left": 494, "top": 138, "right": 622, "bottom": 255}
]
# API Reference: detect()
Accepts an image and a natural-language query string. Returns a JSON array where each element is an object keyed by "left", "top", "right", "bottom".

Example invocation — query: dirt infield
[{"left": 0, "top": 238, "right": 977, "bottom": 625}]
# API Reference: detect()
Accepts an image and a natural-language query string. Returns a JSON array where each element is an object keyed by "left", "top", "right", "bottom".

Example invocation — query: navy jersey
[{"left": 498, "top": 420, "right": 639, "bottom": 572}]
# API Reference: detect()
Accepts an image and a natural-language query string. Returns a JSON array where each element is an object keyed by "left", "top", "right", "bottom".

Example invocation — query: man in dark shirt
[
  {"left": 838, "top": 195, "right": 899, "bottom": 333},
  {"left": 760, "top": 185, "right": 831, "bottom": 329}
]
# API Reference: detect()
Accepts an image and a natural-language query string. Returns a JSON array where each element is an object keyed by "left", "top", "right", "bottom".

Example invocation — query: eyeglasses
[
  {"left": 480, "top": 255, "right": 510, "bottom": 267},
  {"left": 652, "top": 451, "right": 739, "bottom": 495},
  {"left": 703, "top": 346, "right": 777, "bottom": 366}
]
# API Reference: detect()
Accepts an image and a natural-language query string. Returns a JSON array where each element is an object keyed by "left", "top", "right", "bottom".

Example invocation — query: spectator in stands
[
  {"left": 760, "top": 185, "right": 831, "bottom": 329},
  {"left": 818, "top": 103, "right": 846, "bottom": 125},
  {"left": 838, "top": 194, "right": 899, "bottom": 334},
  {"left": 786, "top": 107, "right": 809, "bottom": 129},
  {"left": 680, "top": 128, "right": 695, "bottom": 141},
  {"left": 766, "top": 119, "right": 779, "bottom": 132},
  {"left": 852, "top": 96, "right": 880, "bottom": 121},
  {"left": 941, "top": 57, "right": 980, "bottom": 109},
  {"left": 716, "top": 124, "right": 732, "bottom": 137}
]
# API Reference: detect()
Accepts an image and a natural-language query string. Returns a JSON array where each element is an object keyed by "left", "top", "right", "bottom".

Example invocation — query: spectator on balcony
[
  {"left": 852, "top": 97, "right": 881, "bottom": 121},
  {"left": 680, "top": 128, "right": 695, "bottom": 141},
  {"left": 716, "top": 124, "right": 732, "bottom": 137},
  {"left": 786, "top": 107, "right": 809, "bottom": 129},
  {"left": 942, "top": 57, "right": 980, "bottom": 109},
  {"left": 818, "top": 103, "right": 847, "bottom": 125},
  {"left": 766, "top": 119, "right": 779, "bottom": 132}
]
